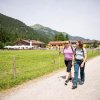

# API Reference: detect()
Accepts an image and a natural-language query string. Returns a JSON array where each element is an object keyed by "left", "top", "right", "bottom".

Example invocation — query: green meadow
[{"left": 0, "top": 49, "right": 100, "bottom": 91}]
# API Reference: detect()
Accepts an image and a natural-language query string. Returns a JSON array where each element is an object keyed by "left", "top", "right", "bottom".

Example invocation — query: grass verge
[{"left": 0, "top": 49, "right": 100, "bottom": 91}]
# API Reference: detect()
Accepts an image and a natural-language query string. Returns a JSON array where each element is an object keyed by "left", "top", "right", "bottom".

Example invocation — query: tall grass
[
  {"left": 0, "top": 50, "right": 64, "bottom": 90},
  {"left": 87, "top": 49, "right": 100, "bottom": 59},
  {"left": 0, "top": 49, "right": 100, "bottom": 91}
]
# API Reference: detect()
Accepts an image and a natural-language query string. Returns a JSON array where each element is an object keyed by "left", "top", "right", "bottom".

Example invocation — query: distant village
[{"left": 4, "top": 39, "right": 100, "bottom": 50}]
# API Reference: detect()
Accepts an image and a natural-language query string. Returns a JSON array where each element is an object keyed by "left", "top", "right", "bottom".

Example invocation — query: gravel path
[{"left": 0, "top": 56, "right": 100, "bottom": 100}]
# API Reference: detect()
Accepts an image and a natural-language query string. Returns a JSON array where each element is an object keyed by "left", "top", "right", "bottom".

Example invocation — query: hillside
[
  {"left": 31, "top": 24, "right": 60, "bottom": 41},
  {"left": 31, "top": 24, "right": 86, "bottom": 41},
  {"left": 0, "top": 13, "right": 87, "bottom": 45},
  {"left": 0, "top": 13, "right": 50, "bottom": 44}
]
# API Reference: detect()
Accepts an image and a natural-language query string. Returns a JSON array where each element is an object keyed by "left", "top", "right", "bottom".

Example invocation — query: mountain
[
  {"left": 31, "top": 24, "right": 86, "bottom": 41},
  {"left": 31, "top": 24, "right": 60, "bottom": 41},
  {"left": 31, "top": 24, "right": 58, "bottom": 35},
  {"left": 0, "top": 13, "right": 50, "bottom": 44},
  {"left": 0, "top": 13, "right": 88, "bottom": 45},
  {"left": 63, "top": 32, "right": 86, "bottom": 40}
]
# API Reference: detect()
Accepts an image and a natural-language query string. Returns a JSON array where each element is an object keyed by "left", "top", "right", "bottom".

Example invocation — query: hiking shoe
[
  {"left": 69, "top": 78, "right": 72, "bottom": 81},
  {"left": 72, "top": 85, "right": 77, "bottom": 89},
  {"left": 79, "top": 81, "right": 84, "bottom": 85},
  {"left": 65, "top": 80, "right": 69, "bottom": 85}
]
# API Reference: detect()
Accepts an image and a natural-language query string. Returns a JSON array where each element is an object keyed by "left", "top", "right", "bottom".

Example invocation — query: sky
[{"left": 0, "top": 0, "right": 100, "bottom": 40}]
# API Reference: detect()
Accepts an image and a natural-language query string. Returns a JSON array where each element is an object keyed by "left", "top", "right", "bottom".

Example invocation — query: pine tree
[{"left": 65, "top": 34, "right": 69, "bottom": 40}]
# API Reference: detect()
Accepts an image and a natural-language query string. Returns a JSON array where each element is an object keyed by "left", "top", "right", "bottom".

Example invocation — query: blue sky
[{"left": 0, "top": 0, "right": 100, "bottom": 40}]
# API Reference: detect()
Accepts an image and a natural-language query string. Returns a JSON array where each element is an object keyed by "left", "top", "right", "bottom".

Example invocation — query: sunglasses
[{"left": 65, "top": 43, "right": 69, "bottom": 44}]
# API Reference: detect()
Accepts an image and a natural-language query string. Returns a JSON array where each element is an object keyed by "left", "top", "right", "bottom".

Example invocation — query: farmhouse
[
  {"left": 5, "top": 40, "right": 45, "bottom": 49},
  {"left": 48, "top": 40, "right": 100, "bottom": 49},
  {"left": 48, "top": 41, "right": 67, "bottom": 49},
  {"left": 16, "top": 40, "right": 45, "bottom": 47}
]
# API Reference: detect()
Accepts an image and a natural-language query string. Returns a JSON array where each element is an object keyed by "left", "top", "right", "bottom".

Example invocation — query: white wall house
[{"left": 4, "top": 40, "right": 45, "bottom": 50}]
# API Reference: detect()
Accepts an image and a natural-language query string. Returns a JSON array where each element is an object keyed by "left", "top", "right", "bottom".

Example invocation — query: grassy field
[{"left": 0, "top": 49, "right": 100, "bottom": 91}]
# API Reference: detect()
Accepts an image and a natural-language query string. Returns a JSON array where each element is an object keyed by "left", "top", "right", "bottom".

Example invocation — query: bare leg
[{"left": 66, "top": 72, "right": 70, "bottom": 80}]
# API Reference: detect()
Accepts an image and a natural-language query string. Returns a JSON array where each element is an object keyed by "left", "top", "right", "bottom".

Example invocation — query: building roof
[
  {"left": 16, "top": 40, "right": 45, "bottom": 45},
  {"left": 49, "top": 41, "right": 66, "bottom": 45},
  {"left": 49, "top": 40, "right": 100, "bottom": 45}
]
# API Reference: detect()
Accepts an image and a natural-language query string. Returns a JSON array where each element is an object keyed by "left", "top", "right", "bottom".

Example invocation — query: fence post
[
  {"left": 92, "top": 48, "right": 94, "bottom": 56},
  {"left": 59, "top": 54, "right": 60, "bottom": 68},
  {"left": 98, "top": 48, "right": 100, "bottom": 55},
  {"left": 53, "top": 53, "right": 56, "bottom": 64},
  {"left": 59, "top": 46, "right": 61, "bottom": 68},
  {"left": 13, "top": 56, "right": 16, "bottom": 78}
]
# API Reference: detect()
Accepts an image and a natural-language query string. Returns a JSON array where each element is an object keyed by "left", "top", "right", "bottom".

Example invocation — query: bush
[
  {"left": 5, "top": 42, "right": 14, "bottom": 46},
  {"left": 0, "top": 41, "right": 4, "bottom": 49}
]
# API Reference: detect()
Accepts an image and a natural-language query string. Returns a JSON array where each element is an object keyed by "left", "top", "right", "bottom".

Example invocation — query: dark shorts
[{"left": 64, "top": 60, "right": 72, "bottom": 72}]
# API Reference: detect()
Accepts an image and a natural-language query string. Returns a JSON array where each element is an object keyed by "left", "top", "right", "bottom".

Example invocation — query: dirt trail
[{"left": 0, "top": 56, "right": 100, "bottom": 100}]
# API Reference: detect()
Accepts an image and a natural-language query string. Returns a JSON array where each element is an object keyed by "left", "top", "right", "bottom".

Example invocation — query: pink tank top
[{"left": 63, "top": 46, "right": 74, "bottom": 60}]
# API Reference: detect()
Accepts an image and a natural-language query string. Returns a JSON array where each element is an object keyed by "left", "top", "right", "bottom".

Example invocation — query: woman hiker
[
  {"left": 72, "top": 40, "right": 87, "bottom": 89},
  {"left": 63, "top": 40, "right": 74, "bottom": 85}
]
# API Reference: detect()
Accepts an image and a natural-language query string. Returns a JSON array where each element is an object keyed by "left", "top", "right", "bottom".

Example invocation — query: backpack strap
[
  {"left": 74, "top": 48, "right": 76, "bottom": 56},
  {"left": 63, "top": 46, "right": 74, "bottom": 53},
  {"left": 71, "top": 46, "right": 74, "bottom": 53},
  {"left": 74, "top": 47, "right": 84, "bottom": 57},
  {"left": 82, "top": 47, "right": 85, "bottom": 57}
]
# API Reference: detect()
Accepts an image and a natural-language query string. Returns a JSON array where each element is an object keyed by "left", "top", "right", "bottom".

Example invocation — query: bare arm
[
  {"left": 81, "top": 48, "right": 87, "bottom": 67},
  {"left": 83, "top": 48, "right": 87, "bottom": 63},
  {"left": 83, "top": 53, "right": 87, "bottom": 63},
  {"left": 72, "top": 51, "right": 75, "bottom": 66}
]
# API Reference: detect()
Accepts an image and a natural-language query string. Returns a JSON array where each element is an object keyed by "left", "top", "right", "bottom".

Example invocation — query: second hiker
[{"left": 72, "top": 40, "right": 87, "bottom": 89}]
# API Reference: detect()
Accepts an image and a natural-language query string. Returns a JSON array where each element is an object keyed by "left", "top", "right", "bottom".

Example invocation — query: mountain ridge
[
  {"left": 0, "top": 13, "right": 50, "bottom": 43},
  {"left": 0, "top": 13, "right": 92, "bottom": 45},
  {"left": 31, "top": 24, "right": 87, "bottom": 41}
]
